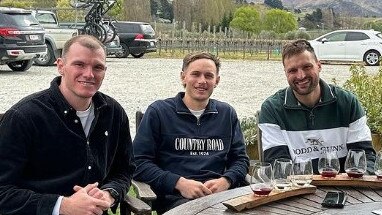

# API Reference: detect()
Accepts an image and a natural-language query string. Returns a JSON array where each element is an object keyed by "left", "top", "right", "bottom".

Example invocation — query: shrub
[
  {"left": 284, "top": 31, "right": 296, "bottom": 40},
  {"left": 258, "top": 30, "right": 277, "bottom": 40},
  {"left": 295, "top": 30, "right": 311, "bottom": 40},
  {"left": 343, "top": 64, "right": 382, "bottom": 135},
  {"left": 240, "top": 116, "right": 258, "bottom": 146},
  {"left": 240, "top": 116, "right": 259, "bottom": 160},
  {"left": 283, "top": 30, "right": 311, "bottom": 40}
]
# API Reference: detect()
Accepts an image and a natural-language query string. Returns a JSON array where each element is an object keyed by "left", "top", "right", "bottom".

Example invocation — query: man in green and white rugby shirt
[{"left": 259, "top": 39, "right": 376, "bottom": 174}]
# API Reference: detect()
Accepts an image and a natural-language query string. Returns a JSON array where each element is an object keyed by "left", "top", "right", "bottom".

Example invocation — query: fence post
[
  {"left": 213, "top": 26, "right": 217, "bottom": 55},
  {"left": 215, "top": 39, "right": 219, "bottom": 56},
  {"left": 158, "top": 34, "right": 162, "bottom": 56},
  {"left": 243, "top": 39, "right": 246, "bottom": 59},
  {"left": 171, "top": 38, "right": 175, "bottom": 57}
]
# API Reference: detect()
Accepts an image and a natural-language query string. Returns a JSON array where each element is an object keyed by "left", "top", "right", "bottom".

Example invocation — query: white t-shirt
[
  {"left": 189, "top": 108, "right": 205, "bottom": 119},
  {"left": 76, "top": 102, "right": 95, "bottom": 137}
]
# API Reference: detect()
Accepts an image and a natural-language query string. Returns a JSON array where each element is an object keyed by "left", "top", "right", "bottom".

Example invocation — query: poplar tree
[
  {"left": 33, "top": 0, "right": 57, "bottom": 8},
  {"left": 123, "top": 0, "right": 151, "bottom": 22},
  {"left": 173, "top": 0, "right": 193, "bottom": 30},
  {"left": 173, "top": 0, "right": 234, "bottom": 31},
  {"left": 193, "top": 0, "right": 219, "bottom": 30}
]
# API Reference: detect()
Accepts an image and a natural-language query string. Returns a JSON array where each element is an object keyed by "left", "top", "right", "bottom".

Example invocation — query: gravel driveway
[{"left": 0, "top": 57, "right": 379, "bottom": 137}]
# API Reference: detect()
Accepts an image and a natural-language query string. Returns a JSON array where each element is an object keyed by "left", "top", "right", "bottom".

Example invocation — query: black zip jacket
[{"left": 0, "top": 77, "right": 135, "bottom": 215}]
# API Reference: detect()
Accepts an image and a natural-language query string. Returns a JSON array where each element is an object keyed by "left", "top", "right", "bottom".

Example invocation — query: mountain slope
[{"left": 282, "top": 0, "right": 382, "bottom": 17}]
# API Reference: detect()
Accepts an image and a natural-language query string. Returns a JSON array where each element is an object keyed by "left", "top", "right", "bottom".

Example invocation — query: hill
[{"left": 282, "top": 0, "right": 382, "bottom": 17}]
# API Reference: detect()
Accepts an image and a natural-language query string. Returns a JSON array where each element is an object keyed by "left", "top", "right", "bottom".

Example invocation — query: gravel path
[{"left": 0, "top": 58, "right": 379, "bottom": 137}]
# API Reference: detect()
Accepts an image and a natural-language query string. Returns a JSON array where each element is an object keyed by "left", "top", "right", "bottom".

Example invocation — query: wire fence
[{"left": 156, "top": 38, "right": 287, "bottom": 59}]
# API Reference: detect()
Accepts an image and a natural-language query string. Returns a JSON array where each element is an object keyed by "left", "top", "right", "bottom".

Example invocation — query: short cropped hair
[
  {"left": 182, "top": 52, "right": 221, "bottom": 74},
  {"left": 62, "top": 35, "right": 106, "bottom": 59},
  {"left": 282, "top": 39, "right": 318, "bottom": 65}
]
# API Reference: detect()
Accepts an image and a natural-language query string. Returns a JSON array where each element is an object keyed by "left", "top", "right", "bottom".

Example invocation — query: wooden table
[{"left": 163, "top": 185, "right": 382, "bottom": 215}]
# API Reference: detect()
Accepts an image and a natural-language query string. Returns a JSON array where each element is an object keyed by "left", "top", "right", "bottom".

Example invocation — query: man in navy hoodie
[{"left": 133, "top": 52, "right": 249, "bottom": 214}]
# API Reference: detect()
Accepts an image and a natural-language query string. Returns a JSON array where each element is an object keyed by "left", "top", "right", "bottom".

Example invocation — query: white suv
[{"left": 309, "top": 30, "right": 382, "bottom": 66}]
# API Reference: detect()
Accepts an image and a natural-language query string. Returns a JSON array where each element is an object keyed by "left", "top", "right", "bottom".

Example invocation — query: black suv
[
  {"left": 113, "top": 21, "right": 157, "bottom": 58},
  {"left": 0, "top": 7, "right": 46, "bottom": 71}
]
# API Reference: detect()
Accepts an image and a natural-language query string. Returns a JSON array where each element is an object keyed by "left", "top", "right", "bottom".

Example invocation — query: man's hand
[
  {"left": 175, "top": 177, "right": 212, "bottom": 199},
  {"left": 73, "top": 184, "right": 115, "bottom": 209},
  {"left": 203, "top": 177, "right": 231, "bottom": 193},
  {"left": 59, "top": 183, "right": 111, "bottom": 215}
]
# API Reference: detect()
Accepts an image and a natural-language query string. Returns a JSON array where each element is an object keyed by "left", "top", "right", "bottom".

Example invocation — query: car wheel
[
  {"left": 7, "top": 60, "right": 33, "bottom": 72},
  {"left": 34, "top": 44, "right": 56, "bottom": 66},
  {"left": 115, "top": 43, "right": 129, "bottom": 58},
  {"left": 131, "top": 53, "right": 145, "bottom": 58},
  {"left": 364, "top": 50, "right": 380, "bottom": 66}
]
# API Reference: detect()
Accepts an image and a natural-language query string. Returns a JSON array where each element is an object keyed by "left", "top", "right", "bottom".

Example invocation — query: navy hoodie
[{"left": 133, "top": 92, "right": 249, "bottom": 196}]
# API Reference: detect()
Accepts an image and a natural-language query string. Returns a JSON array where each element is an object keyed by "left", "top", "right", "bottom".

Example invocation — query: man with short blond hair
[{"left": 0, "top": 35, "right": 135, "bottom": 215}]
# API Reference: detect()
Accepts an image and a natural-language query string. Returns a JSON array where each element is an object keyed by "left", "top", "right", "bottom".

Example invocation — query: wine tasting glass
[
  {"left": 292, "top": 157, "right": 313, "bottom": 187},
  {"left": 318, "top": 151, "right": 340, "bottom": 178},
  {"left": 250, "top": 162, "right": 274, "bottom": 196},
  {"left": 344, "top": 149, "right": 366, "bottom": 178},
  {"left": 273, "top": 158, "right": 293, "bottom": 190},
  {"left": 375, "top": 150, "right": 382, "bottom": 180}
]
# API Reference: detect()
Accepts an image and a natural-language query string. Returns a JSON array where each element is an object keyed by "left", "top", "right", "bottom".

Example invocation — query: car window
[
  {"left": 114, "top": 22, "right": 155, "bottom": 34},
  {"left": 376, "top": 33, "right": 382, "bottom": 39},
  {"left": 120, "top": 23, "right": 136, "bottom": 32},
  {"left": 345, "top": 32, "right": 369, "bottom": 41},
  {"left": 141, "top": 24, "right": 154, "bottom": 34},
  {"left": 115, "top": 23, "right": 134, "bottom": 33},
  {"left": 124, "top": 24, "right": 134, "bottom": 32},
  {"left": 36, "top": 13, "right": 57, "bottom": 24},
  {"left": 132, "top": 24, "right": 140, "bottom": 32},
  {"left": 0, "top": 13, "right": 39, "bottom": 27},
  {"left": 321, "top": 32, "right": 346, "bottom": 42}
]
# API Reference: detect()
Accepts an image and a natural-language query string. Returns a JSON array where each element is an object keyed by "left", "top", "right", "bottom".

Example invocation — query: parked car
[
  {"left": 32, "top": 10, "right": 77, "bottom": 66},
  {"left": 0, "top": 7, "right": 47, "bottom": 71},
  {"left": 113, "top": 21, "right": 157, "bottom": 58},
  {"left": 309, "top": 29, "right": 382, "bottom": 66}
]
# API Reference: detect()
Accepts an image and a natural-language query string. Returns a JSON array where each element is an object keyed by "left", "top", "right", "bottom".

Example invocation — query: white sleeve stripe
[
  {"left": 259, "top": 123, "right": 287, "bottom": 151},
  {"left": 348, "top": 115, "right": 372, "bottom": 143}
]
